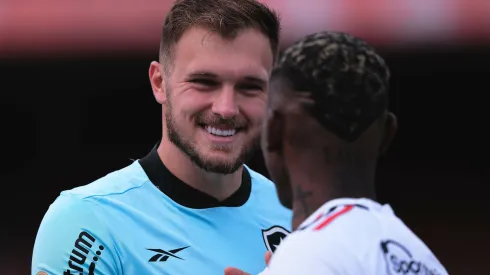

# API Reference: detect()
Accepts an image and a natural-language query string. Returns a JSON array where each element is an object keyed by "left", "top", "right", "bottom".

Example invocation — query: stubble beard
[{"left": 165, "top": 92, "right": 259, "bottom": 175}]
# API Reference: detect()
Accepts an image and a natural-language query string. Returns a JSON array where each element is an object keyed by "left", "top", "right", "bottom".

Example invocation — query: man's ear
[
  {"left": 149, "top": 61, "right": 167, "bottom": 104},
  {"left": 265, "top": 110, "right": 284, "bottom": 153},
  {"left": 379, "top": 112, "right": 398, "bottom": 155}
]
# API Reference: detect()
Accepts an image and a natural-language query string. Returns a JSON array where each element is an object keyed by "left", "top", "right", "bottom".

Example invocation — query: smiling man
[{"left": 31, "top": 1, "right": 291, "bottom": 275}]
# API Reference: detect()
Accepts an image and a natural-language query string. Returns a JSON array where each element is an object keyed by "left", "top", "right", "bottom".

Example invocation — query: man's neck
[
  {"left": 288, "top": 161, "right": 376, "bottom": 230},
  {"left": 157, "top": 137, "right": 243, "bottom": 201}
]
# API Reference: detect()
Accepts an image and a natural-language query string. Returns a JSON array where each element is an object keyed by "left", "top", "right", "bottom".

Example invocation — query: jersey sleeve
[
  {"left": 264, "top": 232, "right": 364, "bottom": 275},
  {"left": 32, "top": 194, "right": 120, "bottom": 275}
]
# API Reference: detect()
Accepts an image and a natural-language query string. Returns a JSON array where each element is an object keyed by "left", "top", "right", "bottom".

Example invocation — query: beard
[{"left": 165, "top": 92, "right": 260, "bottom": 174}]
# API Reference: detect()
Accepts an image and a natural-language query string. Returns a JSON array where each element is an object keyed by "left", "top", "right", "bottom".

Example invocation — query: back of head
[
  {"left": 160, "top": 0, "right": 281, "bottom": 68},
  {"left": 272, "top": 31, "right": 391, "bottom": 143},
  {"left": 263, "top": 32, "right": 396, "bottom": 209}
]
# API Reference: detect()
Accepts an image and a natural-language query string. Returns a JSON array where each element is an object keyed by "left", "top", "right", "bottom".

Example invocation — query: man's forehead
[{"left": 173, "top": 27, "right": 273, "bottom": 81}]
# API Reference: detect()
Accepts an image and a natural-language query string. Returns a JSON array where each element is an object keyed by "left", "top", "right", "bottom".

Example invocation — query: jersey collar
[
  {"left": 299, "top": 197, "right": 394, "bottom": 230},
  {"left": 138, "top": 143, "right": 252, "bottom": 209}
]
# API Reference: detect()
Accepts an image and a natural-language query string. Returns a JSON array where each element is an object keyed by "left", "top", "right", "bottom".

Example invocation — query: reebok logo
[{"left": 147, "top": 246, "right": 189, "bottom": 262}]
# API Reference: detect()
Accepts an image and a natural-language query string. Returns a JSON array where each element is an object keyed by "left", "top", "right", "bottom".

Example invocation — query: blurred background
[{"left": 1, "top": 0, "right": 489, "bottom": 274}]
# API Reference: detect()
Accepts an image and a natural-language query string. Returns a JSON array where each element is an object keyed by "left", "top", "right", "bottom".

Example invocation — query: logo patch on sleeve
[
  {"left": 63, "top": 231, "right": 105, "bottom": 275},
  {"left": 381, "top": 239, "right": 443, "bottom": 275},
  {"left": 262, "top": 225, "right": 290, "bottom": 253}
]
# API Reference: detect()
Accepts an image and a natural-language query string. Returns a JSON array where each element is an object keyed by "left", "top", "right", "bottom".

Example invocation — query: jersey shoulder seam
[{"left": 64, "top": 179, "right": 152, "bottom": 200}]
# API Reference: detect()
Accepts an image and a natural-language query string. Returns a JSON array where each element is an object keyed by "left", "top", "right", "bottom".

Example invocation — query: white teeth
[{"left": 206, "top": 126, "right": 236, "bottom": 137}]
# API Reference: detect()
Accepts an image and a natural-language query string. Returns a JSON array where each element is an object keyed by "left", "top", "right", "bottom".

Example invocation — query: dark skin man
[{"left": 226, "top": 31, "right": 448, "bottom": 275}]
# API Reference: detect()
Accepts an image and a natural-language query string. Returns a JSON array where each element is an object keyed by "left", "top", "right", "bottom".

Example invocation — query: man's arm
[{"left": 32, "top": 195, "right": 120, "bottom": 275}]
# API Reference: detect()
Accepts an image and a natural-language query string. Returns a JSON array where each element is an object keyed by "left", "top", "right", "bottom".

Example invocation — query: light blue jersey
[{"left": 32, "top": 147, "right": 291, "bottom": 275}]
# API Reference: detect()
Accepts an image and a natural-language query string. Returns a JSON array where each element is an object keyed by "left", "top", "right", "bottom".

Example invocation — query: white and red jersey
[{"left": 263, "top": 198, "right": 448, "bottom": 275}]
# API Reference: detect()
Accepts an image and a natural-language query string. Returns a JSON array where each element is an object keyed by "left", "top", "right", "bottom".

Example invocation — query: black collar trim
[{"left": 138, "top": 144, "right": 252, "bottom": 209}]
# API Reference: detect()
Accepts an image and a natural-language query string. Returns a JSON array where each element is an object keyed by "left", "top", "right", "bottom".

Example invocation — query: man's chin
[
  {"left": 198, "top": 162, "right": 243, "bottom": 174},
  {"left": 192, "top": 154, "right": 243, "bottom": 174}
]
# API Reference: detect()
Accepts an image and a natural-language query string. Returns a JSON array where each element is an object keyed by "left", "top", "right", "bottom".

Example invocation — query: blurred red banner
[{"left": 1, "top": 0, "right": 490, "bottom": 57}]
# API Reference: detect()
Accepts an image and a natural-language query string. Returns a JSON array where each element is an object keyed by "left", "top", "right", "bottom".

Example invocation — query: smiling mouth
[{"left": 199, "top": 124, "right": 242, "bottom": 137}]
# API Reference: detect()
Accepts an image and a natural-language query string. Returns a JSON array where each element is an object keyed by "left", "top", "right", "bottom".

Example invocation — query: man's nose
[{"left": 211, "top": 87, "right": 239, "bottom": 119}]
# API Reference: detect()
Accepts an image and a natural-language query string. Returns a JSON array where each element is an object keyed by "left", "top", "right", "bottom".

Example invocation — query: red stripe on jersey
[
  {"left": 313, "top": 205, "right": 355, "bottom": 231},
  {"left": 312, "top": 212, "right": 324, "bottom": 223}
]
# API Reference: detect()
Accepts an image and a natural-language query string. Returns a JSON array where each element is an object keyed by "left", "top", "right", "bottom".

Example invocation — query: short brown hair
[{"left": 159, "top": 0, "right": 281, "bottom": 69}]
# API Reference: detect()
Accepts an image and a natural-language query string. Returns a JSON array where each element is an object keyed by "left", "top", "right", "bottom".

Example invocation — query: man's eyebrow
[
  {"left": 243, "top": 76, "right": 267, "bottom": 86},
  {"left": 186, "top": 71, "right": 218, "bottom": 79},
  {"left": 186, "top": 71, "right": 267, "bottom": 85}
]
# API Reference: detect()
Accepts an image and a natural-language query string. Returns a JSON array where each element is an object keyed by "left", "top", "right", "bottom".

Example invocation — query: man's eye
[
  {"left": 189, "top": 79, "right": 218, "bottom": 86},
  {"left": 237, "top": 84, "right": 264, "bottom": 92}
]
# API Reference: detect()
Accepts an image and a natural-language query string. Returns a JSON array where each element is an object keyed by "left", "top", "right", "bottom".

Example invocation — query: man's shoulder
[
  {"left": 270, "top": 209, "right": 376, "bottom": 271},
  {"left": 61, "top": 160, "right": 150, "bottom": 200},
  {"left": 271, "top": 202, "right": 448, "bottom": 275},
  {"left": 292, "top": 202, "right": 423, "bottom": 259},
  {"left": 295, "top": 203, "right": 384, "bottom": 254},
  {"left": 42, "top": 161, "right": 152, "bottom": 227}
]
